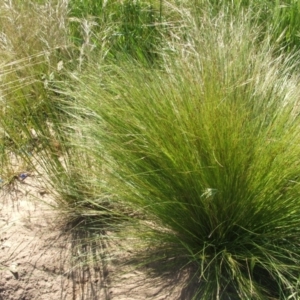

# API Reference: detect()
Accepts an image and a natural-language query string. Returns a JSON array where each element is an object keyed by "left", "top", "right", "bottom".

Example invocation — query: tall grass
[
  {"left": 184, "top": 1, "right": 300, "bottom": 59},
  {"left": 68, "top": 0, "right": 164, "bottom": 64},
  {"left": 0, "top": 0, "right": 71, "bottom": 182},
  {"left": 0, "top": 0, "right": 167, "bottom": 228},
  {"left": 67, "top": 7, "right": 300, "bottom": 299}
]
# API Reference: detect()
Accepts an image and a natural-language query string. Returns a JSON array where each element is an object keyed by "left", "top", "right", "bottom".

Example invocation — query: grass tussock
[
  {"left": 68, "top": 0, "right": 165, "bottom": 65},
  {"left": 0, "top": 0, "right": 165, "bottom": 228},
  {"left": 66, "top": 8, "right": 300, "bottom": 299},
  {"left": 187, "top": 0, "right": 300, "bottom": 57},
  {"left": 0, "top": 0, "right": 70, "bottom": 166}
]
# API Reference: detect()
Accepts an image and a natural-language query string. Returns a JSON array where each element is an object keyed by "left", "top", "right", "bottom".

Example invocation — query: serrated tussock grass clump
[{"left": 63, "top": 9, "right": 300, "bottom": 300}]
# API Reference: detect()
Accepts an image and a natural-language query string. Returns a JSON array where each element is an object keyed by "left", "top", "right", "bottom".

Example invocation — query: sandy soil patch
[{"left": 0, "top": 171, "right": 110, "bottom": 300}]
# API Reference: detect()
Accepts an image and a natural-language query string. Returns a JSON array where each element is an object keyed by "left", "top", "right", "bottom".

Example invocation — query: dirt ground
[{"left": 0, "top": 172, "right": 189, "bottom": 300}]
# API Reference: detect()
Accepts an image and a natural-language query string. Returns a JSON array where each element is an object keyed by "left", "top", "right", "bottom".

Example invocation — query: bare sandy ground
[{"left": 0, "top": 172, "right": 190, "bottom": 300}]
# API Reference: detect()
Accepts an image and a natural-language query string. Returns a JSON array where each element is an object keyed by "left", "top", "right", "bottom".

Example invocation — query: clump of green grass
[
  {"left": 188, "top": 0, "right": 300, "bottom": 55},
  {"left": 0, "top": 0, "right": 89, "bottom": 228},
  {"left": 0, "top": 0, "right": 70, "bottom": 158},
  {"left": 67, "top": 7, "right": 300, "bottom": 299},
  {"left": 68, "top": 0, "right": 164, "bottom": 64},
  {"left": 0, "top": 0, "right": 131, "bottom": 234}
]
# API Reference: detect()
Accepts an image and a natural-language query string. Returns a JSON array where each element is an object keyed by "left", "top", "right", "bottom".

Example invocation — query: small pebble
[
  {"left": 19, "top": 173, "right": 28, "bottom": 181},
  {"left": 9, "top": 263, "right": 19, "bottom": 279}
]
